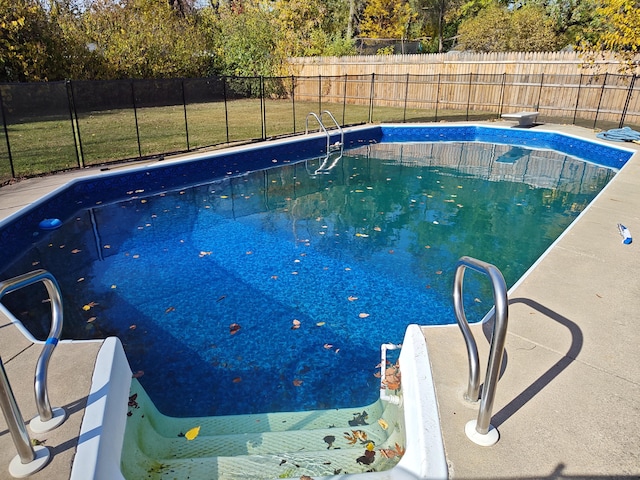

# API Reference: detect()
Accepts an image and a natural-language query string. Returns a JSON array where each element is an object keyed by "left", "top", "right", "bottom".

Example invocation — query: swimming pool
[{"left": 0, "top": 125, "right": 632, "bottom": 420}]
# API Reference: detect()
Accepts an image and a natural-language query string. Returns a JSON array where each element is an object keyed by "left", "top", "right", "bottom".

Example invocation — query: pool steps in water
[{"left": 121, "top": 380, "right": 406, "bottom": 479}]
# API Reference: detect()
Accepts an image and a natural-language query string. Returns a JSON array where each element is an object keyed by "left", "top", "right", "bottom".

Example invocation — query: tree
[
  {"left": 203, "top": 2, "right": 284, "bottom": 76},
  {"left": 0, "top": 0, "right": 70, "bottom": 81},
  {"left": 456, "top": 2, "right": 563, "bottom": 51},
  {"left": 359, "top": 0, "right": 416, "bottom": 40},
  {"left": 83, "top": 0, "right": 209, "bottom": 78},
  {"left": 578, "top": 0, "right": 640, "bottom": 73}
]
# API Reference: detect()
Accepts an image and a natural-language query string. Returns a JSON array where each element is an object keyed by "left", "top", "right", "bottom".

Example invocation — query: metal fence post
[
  {"left": 223, "top": 76, "right": 229, "bottom": 144},
  {"left": 66, "top": 80, "right": 83, "bottom": 168},
  {"left": 291, "top": 75, "right": 296, "bottom": 134},
  {"left": 318, "top": 74, "right": 322, "bottom": 115},
  {"left": 259, "top": 76, "right": 265, "bottom": 139},
  {"left": 573, "top": 73, "right": 583, "bottom": 125},
  {"left": 181, "top": 79, "right": 190, "bottom": 151},
  {"left": 369, "top": 73, "right": 375, "bottom": 123},
  {"left": 619, "top": 74, "right": 637, "bottom": 128},
  {"left": 403, "top": 73, "right": 410, "bottom": 123},
  {"left": 593, "top": 72, "right": 608, "bottom": 129},
  {"left": 498, "top": 73, "right": 506, "bottom": 117},
  {"left": 0, "top": 87, "right": 14, "bottom": 179},
  {"left": 536, "top": 73, "right": 544, "bottom": 111},
  {"left": 130, "top": 80, "right": 142, "bottom": 158},
  {"left": 342, "top": 73, "right": 348, "bottom": 125},
  {"left": 435, "top": 73, "right": 441, "bottom": 122},
  {"left": 466, "top": 73, "right": 473, "bottom": 121}
]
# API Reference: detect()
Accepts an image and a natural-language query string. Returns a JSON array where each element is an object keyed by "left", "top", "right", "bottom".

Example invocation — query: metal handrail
[
  {"left": 305, "top": 111, "right": 344, "bottom": 174},
  {"left": 0, "top": 356, "right": 36, "bottom": 463},
  {"left": 453, "top": 256, "right": 509, "bottom": 446},
  {"left": 0, "top": 270, "right": 66, "bottom": 431}
]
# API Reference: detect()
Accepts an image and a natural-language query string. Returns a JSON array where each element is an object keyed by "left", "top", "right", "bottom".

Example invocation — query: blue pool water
[{"left": 0, "top": 126, "right": 631, "bottom": 417}]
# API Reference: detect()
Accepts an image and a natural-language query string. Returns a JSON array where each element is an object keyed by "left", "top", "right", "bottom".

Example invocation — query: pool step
[{"left": 121, "top": 380, "right": 406, "bottom": 479}]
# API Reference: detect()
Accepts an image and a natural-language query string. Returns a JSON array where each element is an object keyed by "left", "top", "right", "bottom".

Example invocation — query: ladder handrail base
[{"left": 8, "top": 445, "right": 50, "bottom": 478}]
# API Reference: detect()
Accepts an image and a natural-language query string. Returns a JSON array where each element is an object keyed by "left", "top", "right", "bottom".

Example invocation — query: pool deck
[{"left": 1, "top": 122, "right": 639, "bottom": 479}]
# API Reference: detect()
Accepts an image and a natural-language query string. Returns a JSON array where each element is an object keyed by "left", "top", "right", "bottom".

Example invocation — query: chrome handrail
[
  {"left": 453, "top": 256, "right": 509, "bottom": 446},
  {"left": 0, "top": 356, "right": 36, "bottom": 463},
  {"left": 305, "top": 111, "right": 344, "bottom": 174},
  {"left": 0, "top": 270, "right": 66, "bottom": 431}
]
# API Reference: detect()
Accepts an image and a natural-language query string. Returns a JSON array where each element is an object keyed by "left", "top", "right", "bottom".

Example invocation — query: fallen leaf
[
  {"left": 323, "top": 344, "right": 333, "bottom": 349},
  {"left": 348, "top": 296, "right": 358, "bottom": 301},
  {"left": 435, "top": 270, "right": 442, "bottom": 275},
  {"left": 111, "top": 284, "right": 117, "bottom": 289},
  {"left": 233, "top": 377, "right": 242, "bottom": 383},
  {"left": 185, "top": 426, "right": 200, "bottom": 441},
  {"left": 77, "top": 277, "right": 85, "bottom": 283},
  {"left": 229, "top": 323, "right": 241, "bottom": 335},
  {"left": 71, "top": 249, "right": 81, "bottom": 254},
  {"left": 316, "top": 321, "right": 325, "bottom": 326},
  {"left": 377, "top": 418, "right": 389, "bottom": 430},
  {"left": 291, "top": 319, "right": 301, "bottom": 330},
  {"left": 87, "top": 317, "right": 96, "bottom": 323},
  {"left": 103, "top": 245, "right": 111, "bottom": 249},
  {"left": 132, "top": 370, "right": 144, "bottom": 378},
  {"left": 165, "top": 306, "right": 175, "bottom": 313},
  {"left": 323, "top": 435, "right": 336, "bottom": 449},
  {"left": 293, "top": 379, "right": 303, "bottom": 386},
  {"left": 358, "top": 313, "right": 370, "bottom": 318},
  {"left": 129, "top": 324, "right": 137, "bottom": 330}
]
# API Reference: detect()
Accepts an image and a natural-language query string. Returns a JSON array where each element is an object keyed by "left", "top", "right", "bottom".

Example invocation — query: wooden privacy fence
[{"left": 291, "top": 72, "right": 640, "bottom": 128}]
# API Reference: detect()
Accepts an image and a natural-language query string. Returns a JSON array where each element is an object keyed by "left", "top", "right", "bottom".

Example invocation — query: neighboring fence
[{"left": 1, "top": 70, "right": 639, "bottom": 184}]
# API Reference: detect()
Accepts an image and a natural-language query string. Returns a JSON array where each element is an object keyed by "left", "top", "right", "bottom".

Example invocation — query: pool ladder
[
  {"left": 305, "top": 111, "right": 344, "bottom": 174},
  {"left": 0, "top": 270, "right": 66, "bottom": 477},
  {"left": 453, "top": 256, "right": 509, "bottom": 446}
]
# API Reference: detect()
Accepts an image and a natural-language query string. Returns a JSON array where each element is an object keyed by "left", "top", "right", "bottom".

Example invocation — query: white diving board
[{"left": 501, "top": 111, "right": 539, "bottom": 127}]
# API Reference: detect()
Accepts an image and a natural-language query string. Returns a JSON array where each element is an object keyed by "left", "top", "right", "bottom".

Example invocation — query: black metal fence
[{"left": 1, "top": 72, "right": 638, "bottom": 184}]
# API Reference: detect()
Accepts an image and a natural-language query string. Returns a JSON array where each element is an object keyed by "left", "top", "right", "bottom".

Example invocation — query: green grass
[{"left": 0, "top": 98, "right": 503, "bottom": 185}]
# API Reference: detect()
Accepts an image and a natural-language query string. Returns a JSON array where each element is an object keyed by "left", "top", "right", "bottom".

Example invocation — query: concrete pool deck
[{"left": 0, "top": 122, "right": 639, "bottom": 479}]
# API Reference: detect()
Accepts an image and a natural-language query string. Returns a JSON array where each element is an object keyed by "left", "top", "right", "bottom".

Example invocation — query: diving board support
[{"left": 453, "top": 256, "right": 509, "bottom": 446}]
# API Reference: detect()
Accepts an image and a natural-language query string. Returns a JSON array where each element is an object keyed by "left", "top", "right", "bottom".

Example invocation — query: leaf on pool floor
[
  {"left": 316, "top": 322, "right": 325, "bottom": 327},
  {"left": 184, "top": 426, "right": 200, "bottom": 441},
  {"left": 291, "top": 319, "right": 301, "bottom": 330},
  {"left": 229, "top": 323, "right": 241, "bottom": 335},
  {"left": 82, "top": 302, "right": 98, "bottom": 311},
  {"left": 77, "top": 277, "right": 85, "bottom": 282},
  {"left": 129, "top": 325, "right": 137, "bottom": 330},
  {"left": 71, "top": 249, "right": 81, "bottom": 254},
  {"left": 323, "top": 344, "right": 333, "bottom": 349},
  {"left": 165, "top": 306, "right": 175, "bottom": 313},
  {"left": 377, "top": 418, "right": 388, "bottom": 430},
  {"left": 356, "top": 449, "right": 375, "bottom": 465},
  {"left": 233, "top": 377, "right": 242, "bottom": 383},
  {"left": 87, "top": 317, "right": 96, "bottom": 323},
  {"left": 358, "top": 313, "right": 370, "bottom": 318},
  {"left": 347, "top": 296, "right": 358, "bottom": 301},
  {"left": 323, "top": 435, "right": 336, "bottom": 449},
  {"left": 132, "top": 370, "right": 144, "bottom": 378},
  {"left": 293, "top": 379, "right": 303, "bottom": 386}
]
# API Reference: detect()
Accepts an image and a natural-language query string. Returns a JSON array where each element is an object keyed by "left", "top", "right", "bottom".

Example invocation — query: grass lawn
[{"left": 0, "top": 98, "right": 499, "bottom": 184}]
